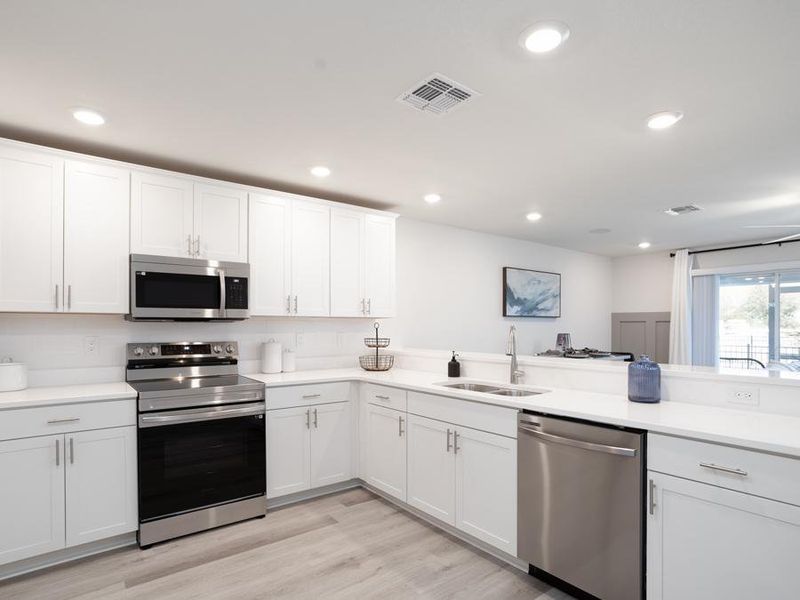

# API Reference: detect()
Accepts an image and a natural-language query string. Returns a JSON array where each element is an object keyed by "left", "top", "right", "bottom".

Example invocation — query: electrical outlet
[
  {"left": 727, "top": 387, "right": 760, "bottom": 407},
  {"left": 296, "top": 333, "right": 305, "bottom": 349},
  {"left": 84, "top": 336, "right": 98, "bottom": 355}
]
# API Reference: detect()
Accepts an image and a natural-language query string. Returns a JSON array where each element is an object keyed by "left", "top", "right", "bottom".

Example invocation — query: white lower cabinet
[
  {"left": 266, "top": 401, "right": 353, "bottom": 499},
  {"left": 0, "top": 425, "right": 137, "bottom": 566},
  {"left": 65, "top": 427, "right": 137, "bottom": 547},
  {"left": 363, "top": 403, "right": 406, "bottom": 501},
  {"left": 0, "top": 435, "right": 65, "bottom": 565},
  {"left": 647, "top": 471, "right": 800, "bottom": 600},
  {"left": 406, "top": 414, "right": 516, "bottom": 555}
]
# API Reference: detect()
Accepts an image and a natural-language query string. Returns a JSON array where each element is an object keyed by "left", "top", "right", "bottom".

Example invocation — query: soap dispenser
[{"left": 448, "top": 351, "right": 461, "bottom": 378}]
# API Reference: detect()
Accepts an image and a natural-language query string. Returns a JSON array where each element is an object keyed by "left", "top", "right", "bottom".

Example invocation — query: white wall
[
  {"left": 611, "top": 252, "right": 674, "bottom": 313},
  {"left": 394, "top": 219, "right": 613, "bottom": 355}
]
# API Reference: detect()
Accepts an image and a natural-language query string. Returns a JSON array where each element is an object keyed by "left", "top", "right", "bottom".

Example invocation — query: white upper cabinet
[
  {"left": 130, "top": 171, "right": 194, "bottom": 258},
  {"left": 330, "top": 208, "right": 365, "bottom": 317},
  {"left": 64, "top": 160, "right": 130, "bottom": 313},
  {"left": 249, "top": 193, "right": 292, "bottom": 316},
  {"left": 364, "top": 214, "right": 396, "bottom": 317},
  {"left": 291, "top": 199, "right": 330, "bottom": 317},
  {"left": 193, "top": 183, "right": 248, "bottom": 262},
  {"left": 0, "top": 146, "right": 64, "bottom": 312}
]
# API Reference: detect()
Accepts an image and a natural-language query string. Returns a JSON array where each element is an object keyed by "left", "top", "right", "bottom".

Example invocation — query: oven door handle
[
  {"left": 218, "top": 268, "right": 226, "bottom": 318},
  {"left": 139, "top": 402, "right": 265, "bottom": 427}
]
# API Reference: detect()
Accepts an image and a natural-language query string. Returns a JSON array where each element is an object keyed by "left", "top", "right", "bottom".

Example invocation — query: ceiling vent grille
[
  {"left": 664, "top": 204, "right": 702, "bottom": 216},
  {"left": 397, "top": 73, "right": 478, "bottom": 115}
]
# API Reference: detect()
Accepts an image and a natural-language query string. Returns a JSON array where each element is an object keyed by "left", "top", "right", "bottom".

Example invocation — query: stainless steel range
[{"left": 126, "top": 341, "right": 266, "bottom": 547}]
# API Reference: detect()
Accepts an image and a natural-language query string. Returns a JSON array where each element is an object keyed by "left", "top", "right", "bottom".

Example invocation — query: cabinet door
[
  {"left": 364, "top": 403, "right": 406, "bottom": 501},
  {"left": 647, "top": 471, "right": 800, "bottom": 600},
  {"left": 0, "top": 146, "right": 63, "bottom": 312},
  {"left": 330, "top": 209, "right": 365, "bottom": 317},
  {"left": 266, "top": 406, "right": 311, "bottom": 498},
  {"left": 291, "top": 199, "right": 330, "bottom": 316},
  {"left": 310, "top": 402, "right": 353, "bottom": 488},
  {"left": 364, "top": 214, "right": 396, "bottom": 317},
  {"left": 407, "top": 414, "right": 455, "bottom": 525},
  {"left": 130, "top": 171, "right": 194, "bottom": 258},
  {"left": 455, "top": 426, "right": 517, "bottom": 555},
  {"left": 194, "top": 183, "right": 248, "bottom": 262},
  {"left": 65, "top": 427, "right": 137, "bottom": 547},
  {"left": 249, "top": 193, "right": 292, "bottom": 316},
  {"left": 64, "top": 160, "right": 130, "bottom": 314},
  {"left": 0, "top": 435, "right": 65, "bottom": 565}
]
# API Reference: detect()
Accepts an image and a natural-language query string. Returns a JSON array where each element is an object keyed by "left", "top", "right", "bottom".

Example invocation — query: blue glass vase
[{"left": 628, "top": 355, "right": 661, "bottom": 403}]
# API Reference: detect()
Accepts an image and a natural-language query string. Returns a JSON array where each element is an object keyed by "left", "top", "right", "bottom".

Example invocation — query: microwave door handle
[{"left": 218, "top": 269, "right": 226, "bottom": 317}]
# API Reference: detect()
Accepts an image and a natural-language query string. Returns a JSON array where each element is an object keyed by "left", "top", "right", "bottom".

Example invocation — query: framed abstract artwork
[{"left": 503, "top": 267, "right": 561, "bottom": 318}]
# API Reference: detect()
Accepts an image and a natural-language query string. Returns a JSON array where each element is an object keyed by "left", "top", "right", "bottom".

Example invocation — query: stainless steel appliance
[
  {"left": 539, "top": 347, "right": 634, "bottom": 361},
  {"left": 128, "top": 254, "right": 249, "bottom": 321},
  {"left": 127, "top": 341, "right": 266, "bottom": 547},
  {"left": 518, "top": 412, "right": 645, "bottom": 600}
]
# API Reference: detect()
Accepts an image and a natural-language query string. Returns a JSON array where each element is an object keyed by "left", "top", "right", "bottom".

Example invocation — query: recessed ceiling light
[
  {"left": 647, "top": 111, "right": 683, "bottom": 130},
  {"left": 589, "top": 228, "right": 611, "bottom": 234},
  {"left": 423, "top": 193, "right": 441, "bottom": 204},
  {"left": 310, "top": 166, "right": 331, "bottom": 178},
  {"left": 638, "top": 242, "right": 652, "bottom": 249},
  {"left": 520, "top": 22, "right": 570, "bottom": 54},
  {"left": 72, "top": 109, "right": 105, "bottom": 126},
  {"left": 526, "top": 212, "right": 543, "bottom": 222}
]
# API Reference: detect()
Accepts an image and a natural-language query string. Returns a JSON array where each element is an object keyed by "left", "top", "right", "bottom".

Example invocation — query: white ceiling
[{"left": 1, "top": 0, "right": 800, "bottom": 257}]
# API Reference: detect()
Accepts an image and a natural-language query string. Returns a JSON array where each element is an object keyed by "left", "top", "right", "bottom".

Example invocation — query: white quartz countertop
[
  {"left": 0, "top": 382, "right": 136, "bottom": 410},
  {"left": 246, "top": 368, "right": 800, "bottom": 458}
]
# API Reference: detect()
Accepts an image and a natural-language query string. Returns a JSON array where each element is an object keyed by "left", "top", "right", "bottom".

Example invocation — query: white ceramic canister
[
  {"left": 261, "top": 339, "right": 282, "bottom": 374},
  {"left": 282, "top": 349, "right": 296, "bottom": 373},
  {"left": 0, "top": 358, "right": 27, "bottom": 392}
]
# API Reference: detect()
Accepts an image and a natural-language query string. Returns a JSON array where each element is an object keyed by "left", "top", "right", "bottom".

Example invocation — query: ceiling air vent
[
  {"left": 664, "top": 204, "right": 702, "bottom": 216},
  {"left": 397, "top": 73, "right": 478, "bottom": 115}
]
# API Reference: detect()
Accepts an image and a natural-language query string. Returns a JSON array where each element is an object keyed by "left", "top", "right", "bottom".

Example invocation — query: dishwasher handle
[{"left": 518, "top": 423, "right": 638, "bottom": 457}]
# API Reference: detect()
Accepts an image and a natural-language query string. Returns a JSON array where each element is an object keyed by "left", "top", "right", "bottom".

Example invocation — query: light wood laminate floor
[{"left": 0, "top": 488, "right": 575, "bottom": 600}]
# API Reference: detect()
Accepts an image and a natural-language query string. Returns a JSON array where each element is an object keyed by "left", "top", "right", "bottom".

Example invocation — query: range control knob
[
  {"left": 212, "top": 345, "right": 222, "bottom": 354},
  {"left": 226, "top": 344, "right": 235, "bottom": 354},
  {"left": 133, "top": 346, "right": 144, "bottom": 357},
  {"left": 148, "top": 345, "right": 159, "bottom": 356}
]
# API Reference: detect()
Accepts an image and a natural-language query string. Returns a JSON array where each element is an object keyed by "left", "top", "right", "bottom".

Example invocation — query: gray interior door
[{"left": 611, "top": 312, "right": 671, "bottom": 363}]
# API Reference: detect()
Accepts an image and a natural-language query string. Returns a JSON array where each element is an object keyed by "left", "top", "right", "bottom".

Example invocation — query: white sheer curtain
[
  {"left": 669, "top": 249, "right": 693, "bottom": 364},
  {"left": 691, "top": 274, "right": 719, "bottom": 366}
]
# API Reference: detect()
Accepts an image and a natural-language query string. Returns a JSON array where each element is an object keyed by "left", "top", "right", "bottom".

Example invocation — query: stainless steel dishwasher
[{"left": 518, "top": 411, "right": 644, "bottom": 600}]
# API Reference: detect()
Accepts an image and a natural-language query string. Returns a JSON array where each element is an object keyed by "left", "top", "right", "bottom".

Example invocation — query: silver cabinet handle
[
  {"left": 398, "top": 416, "right": 404, "bottom": 437},
  {"left": 303, "top": 394, "right": 321, "bottom": 399},
  {"left": 55, "top": 284, "right": 59, "bottom": 309},
  {"left": 649, "top": 479, "right": 657, "bottom": 515},
  {"left": 453, "top": 430, "right": 460, "bottom": 454},
  {"left": 360, "top": 298, "right": 366, "bottom": 315},
  {"left": 518, "top": 424, "right": 638, "bottom": 457},
  {"left": 313, "top": 408, "right": 318, "bottom": 428},
  {"left": 55, "top": 439, "right": 60, "bottom": 466},
  {"left": 194, "top": 235, "right": 201, "bottom": 257},
  {"left": 67, "top": 285, "right": 72, "bottom": 310},
  {"left": 293, "top": 295, "right": 298, "bottom": 314},
  {"left": 699, "top": 462, "right": 748, "bottom": 477},
  {"left": 69, "top": 437, "right": 74, "bottom": 465},
  {"left": 446, "top": 428, "right": 452, "bottom": 452},
  {"left": 375, "top": 395, "right": 390, "bottom": 400},
  {"left": 47, "top": 417, "right": 80, "bottom": 424},
  {"left": 306, "top": 409, "right": 310, "bottom": 429},
  {"left": 187, "top": 234, "right": 193, "bottom": 256},
  {"left": 287, "top": 295, "right": 292, "bottom": 314},
  {"left": 367, "top": 298, "right": 372, "bottom": 315}
]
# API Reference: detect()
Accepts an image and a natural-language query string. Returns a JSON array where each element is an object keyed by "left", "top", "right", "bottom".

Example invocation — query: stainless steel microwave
[{"left": 128, "top": 255, "right": 249, "bottom": 321}]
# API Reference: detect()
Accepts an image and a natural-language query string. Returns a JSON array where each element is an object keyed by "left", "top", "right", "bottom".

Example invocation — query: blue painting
[{"left": 503, "top": 267, "right": 561, "bottom": 318}]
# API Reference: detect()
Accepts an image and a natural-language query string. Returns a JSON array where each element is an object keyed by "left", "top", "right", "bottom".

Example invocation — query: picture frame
[{"left": 502, "top": 267, "right": 561, "bottom": 318}]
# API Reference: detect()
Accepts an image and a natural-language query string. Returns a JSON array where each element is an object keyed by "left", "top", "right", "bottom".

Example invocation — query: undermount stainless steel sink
[{"left": 438, "top": 382, "right": 543, "bottom": 397}]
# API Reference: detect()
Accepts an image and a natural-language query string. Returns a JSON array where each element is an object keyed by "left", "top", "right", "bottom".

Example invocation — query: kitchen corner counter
[
  {"left": 0, "top": 382, "right": 137, "bottom": 410},
  {"left": 246, "top": 368, "right": 800, "bottom": 458}
]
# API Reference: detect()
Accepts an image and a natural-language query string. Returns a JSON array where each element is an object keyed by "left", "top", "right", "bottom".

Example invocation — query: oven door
[
  {"left": 129, "top": 255, "right": 249, "bottom": 321},
  {"left": 138, "top": 402, "right": 266, "bottom": 522}
]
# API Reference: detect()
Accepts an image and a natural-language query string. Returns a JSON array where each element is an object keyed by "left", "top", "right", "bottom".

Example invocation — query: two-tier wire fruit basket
[{"left": 359, "top": 322, "right": 394, "bottom": 371}]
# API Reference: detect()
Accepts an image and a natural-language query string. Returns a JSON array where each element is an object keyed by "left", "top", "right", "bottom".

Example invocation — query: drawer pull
[
  {"left": 302, "top": 394, "right": 321, "bottom": 399},
  {"left": 375, "top": 395, "right": 390, "bottom": 400},
  {"left": 47, "top": 417, "right": 81, "bottom": 424},
  {"left": 699, "top": 462, "right": 748, "bottom": 477}
]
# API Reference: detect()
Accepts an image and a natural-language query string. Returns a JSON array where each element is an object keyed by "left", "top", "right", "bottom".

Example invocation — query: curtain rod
[{"left": 669, "top": 237, "right": 800, "bottom": 258}]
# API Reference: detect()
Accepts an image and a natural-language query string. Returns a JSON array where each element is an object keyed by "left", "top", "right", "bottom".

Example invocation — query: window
[{"left": 719, "top": 271, "right": 800, "bottom": 369}]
